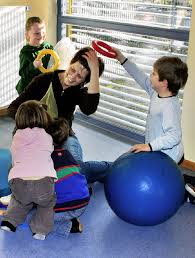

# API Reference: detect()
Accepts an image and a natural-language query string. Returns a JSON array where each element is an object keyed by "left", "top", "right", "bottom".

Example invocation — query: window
[
  {"left": 57, "top": 0, "right": 191, "bottom": 138},
  {"left": 0, "top": 6, "right": 26, "bottom": 107}
]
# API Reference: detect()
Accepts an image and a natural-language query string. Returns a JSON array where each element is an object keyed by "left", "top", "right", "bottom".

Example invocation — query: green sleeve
[{"left": 19, "top": 51, "right": 40, "bottom": 78}]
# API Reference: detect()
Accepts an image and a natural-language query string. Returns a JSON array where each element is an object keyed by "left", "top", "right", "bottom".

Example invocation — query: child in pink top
[{"left": 1, "top": 100, "right": 56, "bottom": 240}]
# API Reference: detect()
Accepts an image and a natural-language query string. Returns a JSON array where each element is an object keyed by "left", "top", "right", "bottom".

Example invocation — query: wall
[
  {"left": 182, "top": 1, "right": 195, "bottom": 164},
  {"left": 0, "top": 0, "right": 57, "bottom": 45}
]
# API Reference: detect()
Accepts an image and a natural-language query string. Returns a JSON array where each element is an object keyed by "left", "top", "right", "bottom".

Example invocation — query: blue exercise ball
[
  {"left": 0, "top": 148, "right": 11, "bottom": 197},
  {"left": 104, "top": 151, "right": 185, "bottom": 226}
]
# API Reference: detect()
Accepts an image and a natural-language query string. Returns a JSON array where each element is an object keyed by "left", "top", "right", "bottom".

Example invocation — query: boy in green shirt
[{"left": 16, "top": 16, "right": 53, "bottom": 94}]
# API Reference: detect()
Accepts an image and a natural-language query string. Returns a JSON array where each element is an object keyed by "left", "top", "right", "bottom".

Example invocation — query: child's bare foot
[{"left": 70, "top": 218, "right": 83, "bottom": 233}]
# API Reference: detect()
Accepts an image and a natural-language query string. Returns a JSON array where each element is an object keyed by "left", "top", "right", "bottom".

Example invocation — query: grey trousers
[{"left": 3, "top": 177, "right": 56, "bottom": 235}]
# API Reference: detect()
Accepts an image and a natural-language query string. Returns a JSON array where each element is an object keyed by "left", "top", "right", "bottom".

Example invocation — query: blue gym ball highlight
[{"left": 0, "top": 148, "right": 12, "bottom": 197}]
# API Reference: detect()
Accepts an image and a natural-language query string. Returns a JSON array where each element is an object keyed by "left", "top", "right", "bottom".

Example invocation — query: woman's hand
[
  {"left": 83, "top": 50, "right": 100, "bottom": 94},
  {"left": 83, "top": 49, "right": 99, "bottom": 72}
]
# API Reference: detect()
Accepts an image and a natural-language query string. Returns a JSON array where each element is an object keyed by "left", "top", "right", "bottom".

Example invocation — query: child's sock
[
  {"left": 70, "top": 218, "right": 83, "bottom": 233},
  {"left": 185, "top": 183, "right": 195, "bottom": 197},
  {"left": 33, "top": 233, "right": 46, "bottom": 240},
  {"left": 1, "top": 221, "right": 16, "bottom": 232},
  {"left": 0, "top": 194, "right": 12, "bottom": 205},
  {"left": 185, "top": 184, "right": 195, "bottom": 205}
]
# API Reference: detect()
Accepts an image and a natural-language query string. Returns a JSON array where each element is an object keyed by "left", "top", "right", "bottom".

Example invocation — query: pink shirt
[{"left": 9, "top": 127, "right": 56, "bottom": 181}]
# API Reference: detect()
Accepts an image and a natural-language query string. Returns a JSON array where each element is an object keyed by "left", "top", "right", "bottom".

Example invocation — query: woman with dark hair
[{"left": 8, "top": 46, "right": 110, "bottom": 183}]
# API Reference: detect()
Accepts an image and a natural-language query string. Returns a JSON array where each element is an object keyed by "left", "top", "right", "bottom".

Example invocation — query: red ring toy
[{"left": 92, "top": 40, "right": 116, "bottom": 58}]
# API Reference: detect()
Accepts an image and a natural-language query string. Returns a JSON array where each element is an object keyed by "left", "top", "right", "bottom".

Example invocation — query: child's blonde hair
[
  {"left": 25, "top": 16, "right": 44, "bottom": 31},
  {"left": 15, "top": 100, "right": 51, "bottom": 130}
]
